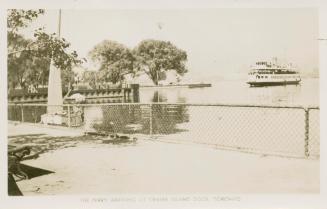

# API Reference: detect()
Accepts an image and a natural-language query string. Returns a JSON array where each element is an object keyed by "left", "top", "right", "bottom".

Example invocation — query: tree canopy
[
  {"left": 7, "top": 9, "right": 44, "bottom": 35},
  {"left": 82, "top": 71, "right": 97, "bottom": 89},
  {"left": 88, "top": 39, "right": 188, "bottom": 86},
  {"left": 7, "top": 9, "right": 83, "bottom": 92},
  {"left": 32, "top": 29, "right": 82, "bottom": 71},
  {"left": 133, "top": 39, "right": 188, "bottom": 85},
  {"left": 89, "top": 40, "right": 135, "bottom": 84},
  {"left": 7, "top": 34, "right": 50, "bottom": 90}
]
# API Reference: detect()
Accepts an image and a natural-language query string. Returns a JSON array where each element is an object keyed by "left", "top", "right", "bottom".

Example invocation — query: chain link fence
[
  {"left": 8, "top": 103, "right": 319, "bottom": 158},
  {"left": 308, "top": 108, "right": 320, "bottom": 158}
]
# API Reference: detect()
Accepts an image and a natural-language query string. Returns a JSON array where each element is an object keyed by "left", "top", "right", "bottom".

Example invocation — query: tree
[
  {"left": 8, "top": 9, "right": 44, "bottom": 33},
  {"left": 7, "top": 9, "right": 46, "bottom": 90},
  {"left": 82, "top": 71, "right": 98, "bottom": 89},
  {"left": 89, "top": 40, "right": 134, "bottom": 84},
  {"left": 7, "top": 9, "right": 83, "bottom": 92},
  {"left": 133, "top": 39, "right": 188, "bottom": 85},
  {"left": 7, "top": 34, "right": 51, "bottom": 91},
  {"left": 32, "top": 29, "right": 83, "bottom": 80}
]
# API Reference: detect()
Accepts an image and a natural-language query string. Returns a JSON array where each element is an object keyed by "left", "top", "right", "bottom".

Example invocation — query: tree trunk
[{"left": 149, "top": 69, "right": 159, "bottom": 85}]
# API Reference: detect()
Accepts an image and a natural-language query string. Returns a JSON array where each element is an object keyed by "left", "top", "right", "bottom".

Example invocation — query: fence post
[
  {"left": 149, "top": 103, "right": 153, "bottom": 136},
  {"left": 68, "top": 104, "right": 71, "bottom": 127},
  {"left": 20, "top": 104, "right": 24, "bottom": 123},
  {"left": 34, "top": 106, "right": 37, "bottom": 123},
  {"left": 304, "top": 108, "right": 309, "bottom": 158}
]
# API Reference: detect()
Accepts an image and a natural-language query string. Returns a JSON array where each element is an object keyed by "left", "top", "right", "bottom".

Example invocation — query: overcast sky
[{"left": 20, "top": 8, "right": 318, "bottom": 79}]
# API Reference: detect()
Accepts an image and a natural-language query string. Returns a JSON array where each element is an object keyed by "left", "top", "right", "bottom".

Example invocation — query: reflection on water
[
  {"left": 140, "top": 78, "right": 319, "bottom": 106},
  {"left": 152, "top": 91, "right": 166, "bottom": 103},
  {"left": 87, "top": 103, "right": 189, "bottom": 135},
  {"left": 9, "top": 78, "right": 319, "bottom": 138},
  {"left": 151, "top": 90, "right": 187, "bottom": 103},
  {"left": 86, "top": 90, "right": 190, "bottom": 135},
  {"left": 151, "top": 104, "right": 189, "bottom": 134}
]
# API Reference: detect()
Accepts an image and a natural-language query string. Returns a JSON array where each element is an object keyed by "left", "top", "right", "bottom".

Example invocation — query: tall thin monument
[{"left": 47, "top": 9, "right": 63, "bottom": 114}]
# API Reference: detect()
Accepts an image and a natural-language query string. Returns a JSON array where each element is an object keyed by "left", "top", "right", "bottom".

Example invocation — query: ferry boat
[{"left": 247, "top": 58, "right": 301, "bottom": 87}]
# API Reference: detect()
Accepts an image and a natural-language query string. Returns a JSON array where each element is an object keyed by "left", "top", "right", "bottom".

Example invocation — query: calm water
[
  {"left": 134, "top": 78, "right": 319, "bottom": 156},
  {"left": 9, "top": 78, "right": 319, "bottom": 124},
  {"left": 8, "top": 78, "right": 319, "bottom": 156},
  {"left": 139, "top": 78, "right": 319, "bottom": 106}
]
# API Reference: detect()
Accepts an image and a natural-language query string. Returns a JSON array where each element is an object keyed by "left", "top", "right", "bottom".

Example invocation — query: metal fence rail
[{"left": 8, "top": 103, "right": 320, "bottom": 158}]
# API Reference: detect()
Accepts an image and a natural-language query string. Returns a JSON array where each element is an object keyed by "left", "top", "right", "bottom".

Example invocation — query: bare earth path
[{"left": 9, "top": 123, "right": 319, "bottom": 195}]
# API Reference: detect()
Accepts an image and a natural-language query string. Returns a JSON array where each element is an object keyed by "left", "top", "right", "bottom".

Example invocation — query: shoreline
[{"left": 140, "top": 83, "right": 212, "bottom": 88}]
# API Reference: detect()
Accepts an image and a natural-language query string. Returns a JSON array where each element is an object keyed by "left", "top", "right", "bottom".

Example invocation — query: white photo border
[{"left": 1, "top": 0, "right": 326, "bottom": 209}]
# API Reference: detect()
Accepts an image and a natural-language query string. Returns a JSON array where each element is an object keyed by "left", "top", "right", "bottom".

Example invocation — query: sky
[{"left": 20, "top": 8, "right": 319, "bottom": 80}]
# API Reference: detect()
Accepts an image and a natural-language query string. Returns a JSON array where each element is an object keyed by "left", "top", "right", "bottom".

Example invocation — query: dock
[{"left": 140, "top": 83, "right": 212, "bottom": 88}]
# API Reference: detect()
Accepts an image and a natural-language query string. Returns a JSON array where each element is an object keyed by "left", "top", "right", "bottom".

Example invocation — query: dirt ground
[{"left": 8, "top": 123, "right": 319, "bottom": 195}]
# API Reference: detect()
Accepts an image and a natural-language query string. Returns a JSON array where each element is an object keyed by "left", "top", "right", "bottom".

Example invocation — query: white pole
[
  {"left": 47, "top": 9, "right": 63, "bottom": 114},
  {"left": 58, "top": 9, "right": 62, "bottom": 38}
]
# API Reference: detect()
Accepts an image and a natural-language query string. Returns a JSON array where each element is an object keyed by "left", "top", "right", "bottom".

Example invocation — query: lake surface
[
  {"left": 139, "top": 78, "right": 319, "bottom": 106},
  {"left": 8, "top": 78, "right": 319, "bottom": 157},
  {"left": 9, "top": 78, "right": 320, "bottom": 193}
]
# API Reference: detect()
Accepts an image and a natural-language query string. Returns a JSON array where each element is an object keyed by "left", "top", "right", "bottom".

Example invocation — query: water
[
  {"left": 9, "top": 78, "right": 319, "bottom": 156},
  {"left": 82, "top": 78, "right": 319, "bottom": 157},
  {"left": 139, "top": 78, "right": 319, "bottom": 106}
]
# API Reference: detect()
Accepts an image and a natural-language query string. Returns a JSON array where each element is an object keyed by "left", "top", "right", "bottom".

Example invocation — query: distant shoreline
[{"left": 140, "top": 83, "right": 212, "bottom": 88}]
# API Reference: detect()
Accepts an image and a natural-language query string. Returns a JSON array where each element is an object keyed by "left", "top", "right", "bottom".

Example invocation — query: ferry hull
[{"left": 247, "top": 80, "right": 301, "bottom": 87}]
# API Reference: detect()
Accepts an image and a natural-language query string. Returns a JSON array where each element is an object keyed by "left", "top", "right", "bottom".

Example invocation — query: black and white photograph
[{"left": 1, "top": 0, "right": 327, "bottom": 208}]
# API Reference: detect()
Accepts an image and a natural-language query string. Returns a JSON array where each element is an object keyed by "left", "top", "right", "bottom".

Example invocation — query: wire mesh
[
  {"left": 308, "top": 108, "right": 320, "bottom": 158},
  {"left": 84, "top": 104, "right": 150, "bottom": 134},
  {"left": 8, "top": 103, "right": 320, "bottom": 158},
  {"left": 155, "top": 105, "right": 306, "bottom": 157},
  {"left": 8, "top": 105, "right": 23, "bottom": 122}
]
